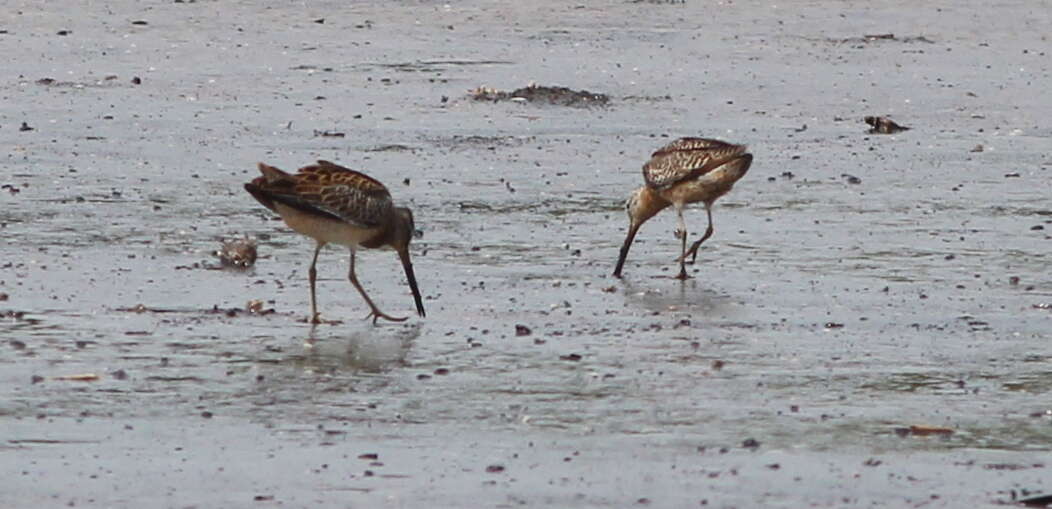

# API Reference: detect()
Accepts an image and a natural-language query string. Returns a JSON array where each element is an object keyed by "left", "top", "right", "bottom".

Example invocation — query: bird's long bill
[
  {"left": 397, "top": 249, "right": 426, "bottom": 317},
  {"left": 613, "top": 222, "right": 641, "bottom": 278}
]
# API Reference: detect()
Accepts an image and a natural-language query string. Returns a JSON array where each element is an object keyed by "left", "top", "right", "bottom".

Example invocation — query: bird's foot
[
  {"left": 363, "top": 309, "right": 409, "bottom": 324},
  {"left": 675, "top": 269, "right": 691, "bottom": 280}
]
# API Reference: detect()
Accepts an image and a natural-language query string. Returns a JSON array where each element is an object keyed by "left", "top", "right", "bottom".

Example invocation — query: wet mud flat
[{"left": 2, "top": 0, "right": 1051, "bottom": 507}]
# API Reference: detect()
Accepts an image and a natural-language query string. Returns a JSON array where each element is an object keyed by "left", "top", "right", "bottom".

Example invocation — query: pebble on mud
[
  {"left": 19, "top": 122, "right": 34, "bottom": 132},
  {"left": 485, "top": 464, "right": 505, "bottom": 473},
  {"left": 358, "top": 453, "right": 379, "bottom": 460},
  {"left": 560, "top": 353, "right": 583, "bottom": 361},
  {"left": 515, "top": 324, "right": 532, "bottom": 336},
  {"left": 742, "top": 438, "right": 761, "bottom": 449}
]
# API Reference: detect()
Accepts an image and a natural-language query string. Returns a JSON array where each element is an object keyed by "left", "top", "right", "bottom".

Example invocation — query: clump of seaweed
[{"left": 469, "top": 83, "right": 609, "bottom": 107}]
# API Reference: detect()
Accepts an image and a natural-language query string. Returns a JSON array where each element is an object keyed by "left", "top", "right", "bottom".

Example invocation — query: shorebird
[
  {"left": 613, "top": 137, "right": 753, "bottom": 280},
  {"left": 244, "top": 160, "right": 425, "bottom": 324}
]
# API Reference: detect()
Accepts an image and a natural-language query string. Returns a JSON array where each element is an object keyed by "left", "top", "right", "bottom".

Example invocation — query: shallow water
[{"left": 2, "top": 0, "right": 1051, "bottom": 507}]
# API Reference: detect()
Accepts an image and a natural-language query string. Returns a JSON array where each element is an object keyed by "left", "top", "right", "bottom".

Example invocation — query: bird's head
[
  {"left": 624, "top": 186, "right": 667, "bottom": 228},
  {"left": 390, "top": 206, "right": 426, "bottom": 318}
]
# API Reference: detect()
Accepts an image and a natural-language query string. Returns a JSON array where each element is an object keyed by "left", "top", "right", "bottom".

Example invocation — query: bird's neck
[{"left": 634, "top": 186, "right": 671, "bottom": 224}]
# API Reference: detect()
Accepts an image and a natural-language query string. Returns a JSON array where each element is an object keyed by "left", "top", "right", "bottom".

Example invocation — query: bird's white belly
[{"left": 274, "top": 203, "right": 380, "bottom": 247}]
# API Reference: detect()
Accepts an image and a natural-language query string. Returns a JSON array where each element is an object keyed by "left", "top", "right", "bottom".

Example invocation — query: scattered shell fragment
[{"left": 52, "top": 373, "right": 101, "bottom": 382}]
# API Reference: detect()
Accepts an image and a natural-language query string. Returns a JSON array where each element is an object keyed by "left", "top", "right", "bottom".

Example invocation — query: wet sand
[{"left": 2, "top": 0, "right": 1051, "bottom": 507}]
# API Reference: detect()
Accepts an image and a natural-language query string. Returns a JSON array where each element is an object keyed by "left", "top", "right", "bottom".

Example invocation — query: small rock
[
  {"left": 485, "top": 464, "right": 505, "bottom": 473},
  {"left": 515, "top": 324, "right": 531, "bottom": 336}
]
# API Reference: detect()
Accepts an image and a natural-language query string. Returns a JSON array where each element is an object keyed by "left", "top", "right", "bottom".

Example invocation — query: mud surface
[{"left": 2, "top": 1, "right": 1051, "bottom": 507}]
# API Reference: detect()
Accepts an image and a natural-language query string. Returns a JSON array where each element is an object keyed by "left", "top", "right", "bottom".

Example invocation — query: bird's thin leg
[
  {"left": 683, "top": 203, "right": 715, "bottom": 264},
  {"left": 674, "top": 204, "right": 689, "bottom": 280},
  {"left": 308, "top": 242, "right": 324, "bottom": 324},
  {"left": 347, "top": 247, "right": 408, "bottom": 324}
]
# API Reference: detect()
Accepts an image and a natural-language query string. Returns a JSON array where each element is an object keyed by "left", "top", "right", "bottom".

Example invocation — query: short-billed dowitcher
[
  {"left": 613, "top": 137, "right": 753, "bottom": 280},
  {"left": 244, "top": 160, "right": 425, "bottom": 324}
]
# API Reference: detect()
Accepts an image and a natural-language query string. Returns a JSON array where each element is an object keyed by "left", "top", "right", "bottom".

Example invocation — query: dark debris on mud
[
  {"left": 864, "top": 116, "right": 910, "bottom": 134},
  {"left": 33, "top": 75, "right": 141, "bottom": 89},
  {"left": 825, "top": 33, "right": 935, "bottom": 45},
  {"left": 469, "top": 84, "right": 610, "bottom": 107},
  {"left": 216, "top": 236, "right": 258, "bottom": 268}
]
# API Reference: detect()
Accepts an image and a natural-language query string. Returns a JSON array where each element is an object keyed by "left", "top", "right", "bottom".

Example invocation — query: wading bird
[
  {"left": 244, "top": 160, "right": 425, "bottom": 324},
  {"left": 613, "top": 138, "right": 753, "bottom": 280}
]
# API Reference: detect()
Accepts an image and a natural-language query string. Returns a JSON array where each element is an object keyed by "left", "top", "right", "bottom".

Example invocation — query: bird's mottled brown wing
[
  {"left": 291, "top": 161, "right": 393, "bottom": 228},
  {"left": 247, "top": 161, "right": 393, "bottom": 228},
  {"left": 643, "top": 137, "right": 748, "bottom": 190}
]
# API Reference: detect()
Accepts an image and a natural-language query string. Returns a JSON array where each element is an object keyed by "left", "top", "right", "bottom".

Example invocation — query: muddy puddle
[{"left": 2, "top": 0, "right": 1051, "bottom": 507}]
